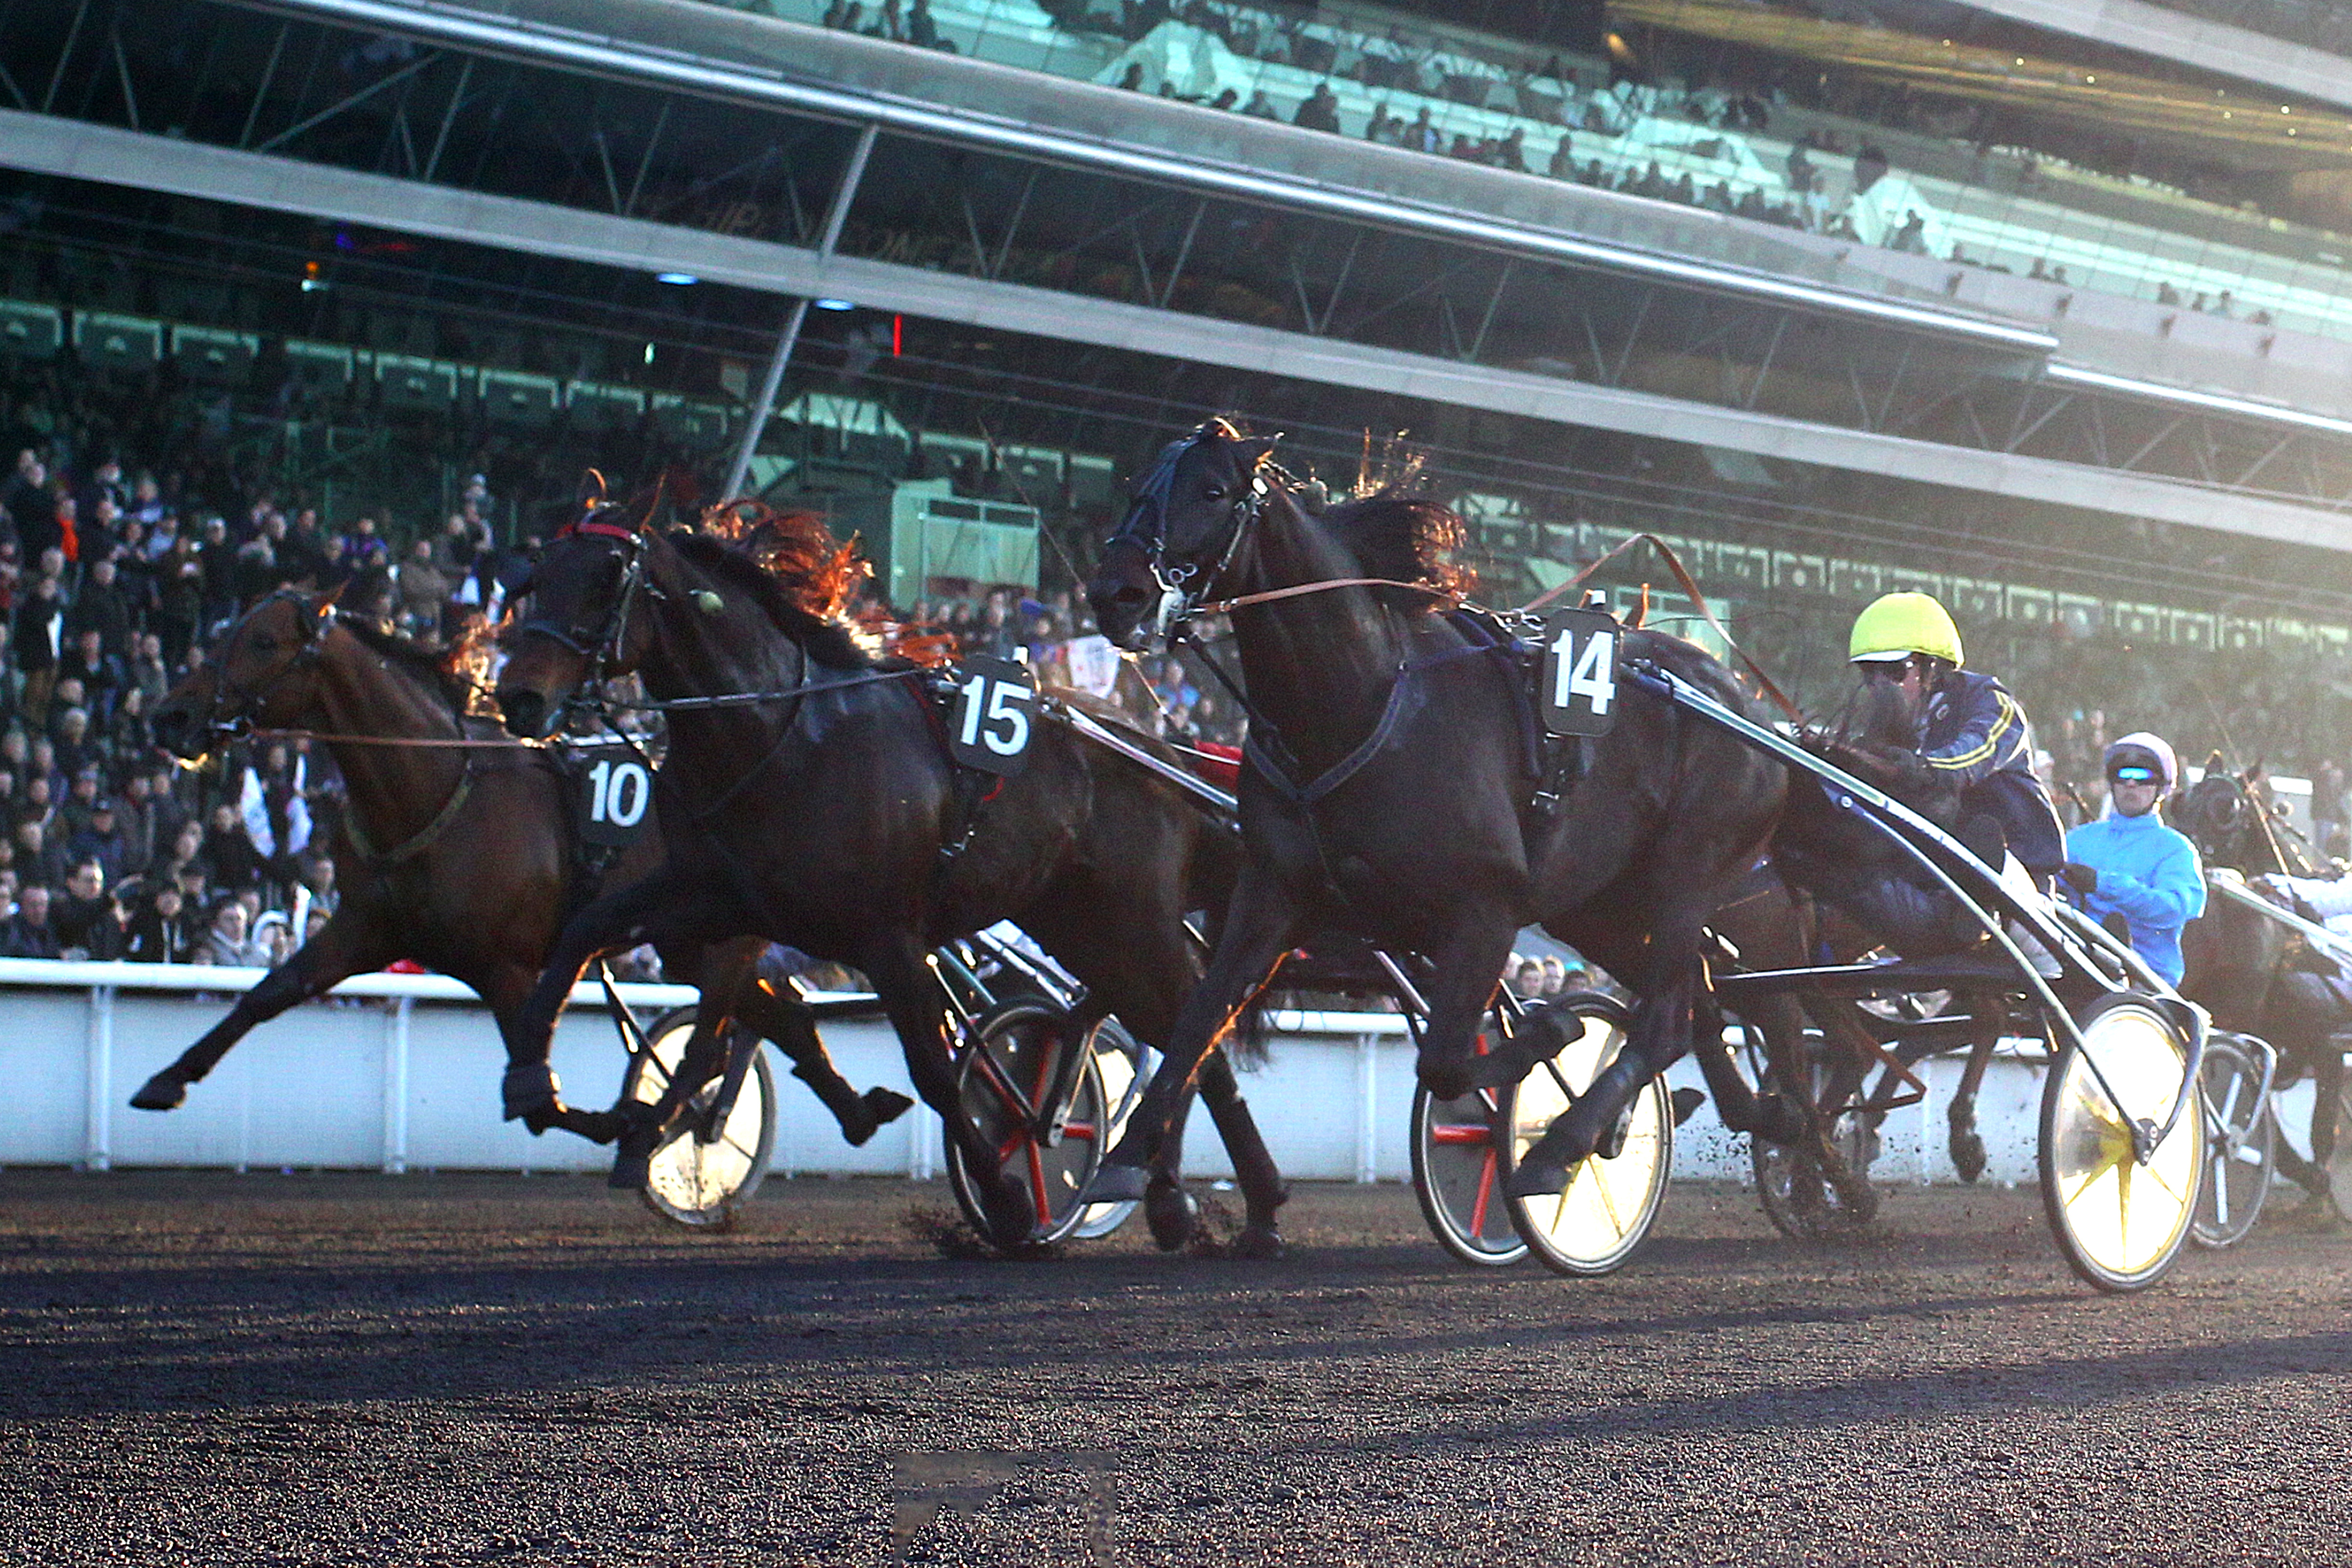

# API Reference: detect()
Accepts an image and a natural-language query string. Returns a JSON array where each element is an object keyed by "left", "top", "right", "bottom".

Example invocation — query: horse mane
[
  {"left": 664, "top": 527, "right": 880, "bottom": 670},
  {"left": 1317, "top": 487, "right": 1477, "bottom": 603},
  {"left": 336, "top": 613, "right": 481, "bottom": 713},
  {"left": 700, "top": 501, "right": 870, "bottom": 621}
]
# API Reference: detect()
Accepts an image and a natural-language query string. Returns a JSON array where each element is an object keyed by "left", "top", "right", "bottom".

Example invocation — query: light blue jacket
[{"left": 2064, "top": 811, "right": 2207, "bottom": 984}]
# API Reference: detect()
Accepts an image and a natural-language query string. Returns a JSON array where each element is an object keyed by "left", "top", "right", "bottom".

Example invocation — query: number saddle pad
[
  {"left": 576, "top": 744, "right": 658, "bottom": 847},
  {"left": 943, "top": 655, "right": 1039, "bottom": 777},
  {"left": 1538, "top": 606, "right": 1620, "bottom": 740}
]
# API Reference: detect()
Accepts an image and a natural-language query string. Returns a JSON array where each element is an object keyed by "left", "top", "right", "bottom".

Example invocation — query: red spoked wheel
[{"left": 944, "top": 999, "right": 1110, "bottom": 1248}]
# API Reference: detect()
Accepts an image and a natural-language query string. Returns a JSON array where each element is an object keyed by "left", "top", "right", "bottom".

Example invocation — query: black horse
[
  {"left": 2177, "top": 761, "right": 2347, "bottom": 1219},
  {"left": 1087, "top": 421, "right": 1800, "bottom": 1201},
  {"left": 494, "top": 499, "right": 1288, "bottom": 1252}
]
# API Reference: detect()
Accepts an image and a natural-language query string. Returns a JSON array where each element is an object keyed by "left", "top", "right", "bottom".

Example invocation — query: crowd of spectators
[
  {"left": 823, "top": 0, "right": 2301, "bottom": 323},
  {"left": 0, "top": 414, "right": 514, "bottom": 967}
]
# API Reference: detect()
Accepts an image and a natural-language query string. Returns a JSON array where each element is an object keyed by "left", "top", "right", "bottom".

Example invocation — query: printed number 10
[
  {"left": 588, "top": 758, "right": 651, "bottom": 827},
  {"left": 1551, "top": 628, "right": 1616, "bottom": 715}
]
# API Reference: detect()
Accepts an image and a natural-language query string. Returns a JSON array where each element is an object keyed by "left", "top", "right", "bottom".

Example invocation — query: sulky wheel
[
  {"left": 1410, "top": 1013, "right": 1529, "bottom": 1266},
  {"left": 624, "top": 1006, "right": 779, "bottom": 1230},
  {"left": 2191, "top": 1031, "right": 2275, "bottom": 1250},
  {"left": 2039, "top": 992, "right": 2206, "bottom": 1292},
  {"left": 1071, "top": 1018, "right": 1145, "bottom": 1242},
  {"left": 944, "top": 999, "right": 1110, "bottom": 1248},
  {"left": 1499, "top": 992, "right": 1672, "bottom": 1277}
]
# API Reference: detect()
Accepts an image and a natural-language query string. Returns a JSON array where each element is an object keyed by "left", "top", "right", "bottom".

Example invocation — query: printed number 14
[{"left": 1551, "top": 628, "right": 1615, "bottom": 715}]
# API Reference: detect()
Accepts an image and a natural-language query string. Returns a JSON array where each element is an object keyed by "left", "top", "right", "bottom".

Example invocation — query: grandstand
[{"left": 2, "top": 0, "right": 2352, "bottom": 782}]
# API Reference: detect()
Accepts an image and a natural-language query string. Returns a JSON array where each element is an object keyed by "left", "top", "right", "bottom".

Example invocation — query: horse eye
[{"left": 1203, "top": 485, "right": 1228, "bottom": 501}]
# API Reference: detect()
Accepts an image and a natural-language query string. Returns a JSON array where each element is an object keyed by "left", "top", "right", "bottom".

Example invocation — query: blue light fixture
[
  {"left": 655, "top": 271, "right": 699, "bottom": 285},
  {"left": 812, "top": 298, "right": 856, "bottom": 311}
]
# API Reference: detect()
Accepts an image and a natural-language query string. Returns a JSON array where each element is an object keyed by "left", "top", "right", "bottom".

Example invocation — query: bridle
[
  {"left": 188, "top": 588, "right": 339, "bottom": 747},
  {"left": 513, "top": 511, "right": 662, "bottom": 726},
  {"left": 1106, "top": 428, "right": 1274, "bottom": 640}
]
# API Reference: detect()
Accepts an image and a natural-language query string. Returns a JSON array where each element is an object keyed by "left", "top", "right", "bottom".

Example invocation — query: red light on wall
[{"left": 892, "top": 314, "right": 902, "bottom": 356}]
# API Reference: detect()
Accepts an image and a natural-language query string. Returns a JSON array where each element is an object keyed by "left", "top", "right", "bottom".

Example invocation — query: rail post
[
  {"left": 382, "top": 996, "right": 412, "bottom": 1175},
  {"left": 82, "top": 982, "right": 113, "bottom": 1172}
]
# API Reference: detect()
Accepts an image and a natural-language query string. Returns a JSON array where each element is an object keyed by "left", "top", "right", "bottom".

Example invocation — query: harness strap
[
  {"left": 342, "top": 763, "right": 478, "bottom": 866},
  {"left": 1241, "top": 638, "right": 1507, "bottom": 808},
  {"left": 1194, "top": 577, "right": 1456, "bottom": 615}
]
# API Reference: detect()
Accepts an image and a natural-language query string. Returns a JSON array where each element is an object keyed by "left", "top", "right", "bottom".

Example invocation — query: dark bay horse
[
  {"left": 142, "top": 590, "right": 912, "bottom": 1155},
  {"left": 1087, "top": 421, "right": 1796, "bottom": 1200},
  {"left": 492, "top": 502, "right": 1287, "bottom": 1252},
  {"left": 2177, "top": 762, "right": 2346, "bottom": 1218}
]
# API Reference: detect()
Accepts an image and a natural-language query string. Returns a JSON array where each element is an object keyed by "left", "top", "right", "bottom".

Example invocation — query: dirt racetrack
[{"left": 2, "top": 1168, "right": 2348, "bottom": 1567}]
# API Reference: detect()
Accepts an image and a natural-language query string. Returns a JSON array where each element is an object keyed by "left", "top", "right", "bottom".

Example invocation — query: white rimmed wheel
[
  {"left": 2039, "top": 992, "right": 2206, "bottom": 1292},
  {"left": 1071, "top": 1019, "right": 1145, "bottom": 1242},
  {"left": 623, "top": 1006, "right": 779, "bottom": 1230},
  {"left": 1410, "top": 1013, "right": 1528, "bottom": 1266},
  {"left": 1499, "top": 992, "right": 1672, "bottom": 1277},
  {"left": 944, "top": 1000, "right": 1110, "bottom": 1248},
  {"left": 2192, "top": 1031, "right": 2274, "bottom": 1250}
]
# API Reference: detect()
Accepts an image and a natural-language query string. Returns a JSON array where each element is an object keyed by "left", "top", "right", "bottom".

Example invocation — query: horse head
[
  {"left": 2175, "top": 763, "right": 2291, "bottom": 874},
  {"left": 151, "top": 590, "right": 338, "bottom": 759},
  {"left": 1089, "top": 418, "right": 1277, "bottom": 650},
  {"left": 496, "top": 489, "right": 662, "bottom": 740}
]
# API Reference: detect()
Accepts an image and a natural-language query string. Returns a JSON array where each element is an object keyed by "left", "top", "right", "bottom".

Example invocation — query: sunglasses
[
  {"left": 2110, "top": 768, "right": 2158, "bottom": 785},
  {"left": 1860, "top": 658, "right": 1924, "bottom": 683}
]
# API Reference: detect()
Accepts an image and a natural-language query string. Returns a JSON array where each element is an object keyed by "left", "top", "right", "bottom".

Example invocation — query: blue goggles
[{"left": 2110, "top": 766, "right": 2158, "bottom": 784}]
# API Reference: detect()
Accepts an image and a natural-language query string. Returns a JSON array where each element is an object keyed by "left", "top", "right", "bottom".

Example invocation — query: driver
[
  {"left": 1813, "top": 592, "right": 2067, "bottom": 954},
  {"left": 2057, "top": 733, "right": 2205, "bottom": 985},
  {"left": 1845, "top": 591, "right": 2066, "bottom": 884}
]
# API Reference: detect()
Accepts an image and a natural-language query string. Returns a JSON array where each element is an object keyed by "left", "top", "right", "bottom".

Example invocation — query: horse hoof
[
  {"left": 1081, "top": 1162, "right": 1152, "bottom": 1205},
  {"left": 1232, "top": 1223, "right": 1286, "bottom": 1261},
  {"left": 1949, "top": 1127, "right": 1986, "bottom": 1184},
  {"left": 843, "top": 1087, "right": 916, "bottom": 1147},
  {"left": 609, "top": 1138, "right": 656, "bottom": 1191},
  {"left": 1506, "top": 1160, "right": 1569, "bottom": 1200},
  {"left": 502, "top": 1063, "right": 562, "bottom": 1123},
  {"left": 1145, "top": 1180, "right": 1200, "bottom": 1251},
  {"left": 982, "top": 1176, "right": 1038, "bottom": 1250},
  {"left": 130, "top": 1073, "right": 187, "bottom": 1112},
  {"left": 1418, "top": 1061, "right": 1474, "bottom": 1102}
]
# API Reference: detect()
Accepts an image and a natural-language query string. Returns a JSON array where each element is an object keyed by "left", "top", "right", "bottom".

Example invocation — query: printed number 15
[{"left": 959, "top": 674, "right": 1033, "bottom": 756}]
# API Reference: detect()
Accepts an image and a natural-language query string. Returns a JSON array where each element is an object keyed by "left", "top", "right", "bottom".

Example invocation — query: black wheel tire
[
  {"left": 2038, "top": 992, "right": 2205, "bottom": 1293},
  {"left": 2191, "top": 1032, "right": 2274, "bottom": 1250},
  {"left": 1410, "top": 1068, "right": 1527, "bottom": 1267},
  {"left": 943, "top": 999, "right": 1109, "bottom": 1249},
  {"left": 623, "top": 1006, "right": 779, "bottom": 1230}
]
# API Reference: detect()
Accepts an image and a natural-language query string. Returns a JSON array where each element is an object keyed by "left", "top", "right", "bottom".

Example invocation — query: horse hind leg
[
  {"left": 731, "top": 960, "right": 913, "bottom": 1145},
  {"left": 1946, "top": 990, "right": 2001, "bottom": 1184}
]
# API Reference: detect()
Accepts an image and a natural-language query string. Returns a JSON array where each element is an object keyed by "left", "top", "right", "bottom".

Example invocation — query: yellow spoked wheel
[
  {"left": 2039, "top": 993, "right": 2205, "bottom": 1293},
  {"left": 1499, "top": 993, "right": 1673, "bottom": 1277},
  {"left": 624, "top": 1007, "right": 778, "bottom": 1230}
]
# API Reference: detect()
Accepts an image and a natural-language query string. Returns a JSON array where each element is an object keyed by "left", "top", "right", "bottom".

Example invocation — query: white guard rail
[{"left": 0, "top": 959, "right": 2061, "bottom": 1185}]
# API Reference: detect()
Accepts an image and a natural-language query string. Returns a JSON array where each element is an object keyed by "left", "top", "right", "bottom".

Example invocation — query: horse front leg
[
  {"left": 862, "top": 938, "right": 1041, "bottom": 1250},
  {"left": 131, "top": 912, "right": 391, "bottom": 1110},
  {"left": 506, "top": 864, "right": 700, "bottom": 1138},
  {"left": 1410, "top": 904, "right": 1531, "bottom": 1102},
  {"left": 1083, "top": 863, "right": 1302, "bottom": 1205},
  {"left": 1508, "top": 957, "right": 1700, "bottom": 1199},
  {"left": 1195, "top": 1047, "right": 1288, "bottom": 1259}
]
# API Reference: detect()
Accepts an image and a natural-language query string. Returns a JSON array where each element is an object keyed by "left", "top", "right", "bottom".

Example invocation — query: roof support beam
[{"left": 1, "top": 109, "right": 2343, "bottom": 552}]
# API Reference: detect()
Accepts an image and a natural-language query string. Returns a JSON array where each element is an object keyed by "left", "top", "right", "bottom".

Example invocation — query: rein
[
  {"left": 597, "top": 665, "right": 929, "bottom": 712},
  {"left": 244, "top": 727, "right": 543, "bottom": 749},
  {"left": 1193, "top": 577, "right": 1458, "bottom": 615},
  {"left": 1520, "top": 530, "right": 1802, "bottom": 724}
]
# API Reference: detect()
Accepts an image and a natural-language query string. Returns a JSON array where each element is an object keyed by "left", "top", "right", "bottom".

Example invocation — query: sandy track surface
[{"left": 2, "top": 1169, "right": 2347, "bottom": 1565}]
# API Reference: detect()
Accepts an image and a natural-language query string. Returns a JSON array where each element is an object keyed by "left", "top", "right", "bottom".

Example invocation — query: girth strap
[{"left": 1243, "top": 636, "right": 1514, "bottom": 809}]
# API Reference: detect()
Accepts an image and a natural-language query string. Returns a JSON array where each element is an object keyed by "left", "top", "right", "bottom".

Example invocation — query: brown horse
[
  {"left": 141, "top": 590, "right": 911, "bottom": 1156},
  {"left": 492, "top": 502, "right": 1286, "bottom": 1253}
]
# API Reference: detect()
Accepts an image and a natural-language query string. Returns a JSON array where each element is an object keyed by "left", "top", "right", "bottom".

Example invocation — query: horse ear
[
  {"left": 577, "top": 468, "right": 608, "bottom": 508},
  {"left": 2205, "top": 750, "right": 2225, "bottom": 774},
  {"left": 1235, "top": 435, "right": 1280, "bottom": 472}
]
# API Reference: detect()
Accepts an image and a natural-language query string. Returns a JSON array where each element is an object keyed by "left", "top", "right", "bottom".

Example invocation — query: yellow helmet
[{"left": 1849, "top": 591, "right": 1962, "bottom": 666}]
